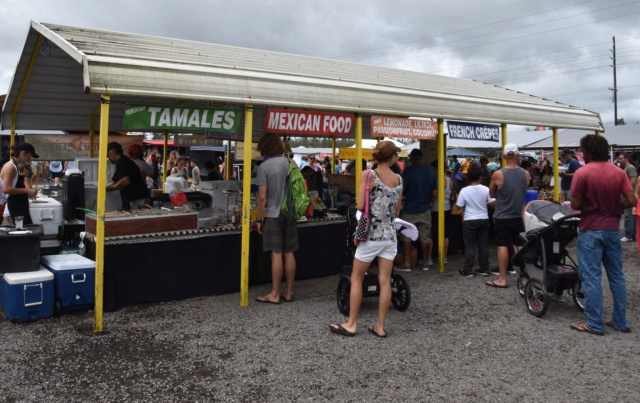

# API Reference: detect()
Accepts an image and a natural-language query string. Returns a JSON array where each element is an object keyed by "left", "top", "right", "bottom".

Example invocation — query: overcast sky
[{"left": 1, "top": 0, "right": 639, "bottom": 128}]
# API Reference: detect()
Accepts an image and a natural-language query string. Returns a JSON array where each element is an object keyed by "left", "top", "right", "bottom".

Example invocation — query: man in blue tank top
[{"left": 486, "top": 143, "right": 530, "bottom": 288}]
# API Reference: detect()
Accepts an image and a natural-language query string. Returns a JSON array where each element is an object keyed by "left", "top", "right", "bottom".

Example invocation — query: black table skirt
[{"left": 86, "top": 219, "right": 347, "bottom": 311}]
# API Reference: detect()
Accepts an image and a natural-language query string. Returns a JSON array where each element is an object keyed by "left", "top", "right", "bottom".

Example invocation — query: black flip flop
[
  {"left": 486, "top": 280, "right": 508, "bottom": 289},
  {"left": 329, "top": 324, "right": 355, "bottom": 337},
  {"left": 368, "top": 325, "right": 387, "bottom": 338},
  {"left": 255, "top": 295, "right": 281, "bottom": 304},
  {"left": 280, "top": 296, "right": 294, "bottom": 303}
]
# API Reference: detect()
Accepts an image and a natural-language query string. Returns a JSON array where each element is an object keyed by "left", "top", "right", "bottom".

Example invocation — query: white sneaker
[
  {"left": 427, "top": 258, "right": 434, "bottom": 266},
  {"left": 422, "top": 266, "right": 430, "bottom": 271},
  {"left": 621, "top": 237, "right": 632, "bottom": 242}
]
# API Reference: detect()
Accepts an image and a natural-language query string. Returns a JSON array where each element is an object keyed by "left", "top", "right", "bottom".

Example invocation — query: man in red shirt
[{"left": 569, "top": 134, "right": 636, "bottom": 335}]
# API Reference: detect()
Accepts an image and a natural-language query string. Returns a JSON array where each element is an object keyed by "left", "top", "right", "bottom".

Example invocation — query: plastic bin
[
  {"left": 0, "top": 267, "right": 54, "bottom": 322},
  {"left": 40, "top": 254, "right": 95, "bottom": 313},
  {"left": 0, "top": 224, "right": 43, "bottom": 273}
]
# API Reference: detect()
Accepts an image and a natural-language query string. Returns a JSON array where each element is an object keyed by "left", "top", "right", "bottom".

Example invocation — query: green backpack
[{"left": 281, "top": 160, "right": 310, "bottom": 221}]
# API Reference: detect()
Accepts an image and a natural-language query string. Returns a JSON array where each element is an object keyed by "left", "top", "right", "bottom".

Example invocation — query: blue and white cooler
[
  {"left": 40, "top": 254, "right": 95, "bottom": 314},
  {"left": 0, "top": 267, "right": 54, "bottom": 322}
]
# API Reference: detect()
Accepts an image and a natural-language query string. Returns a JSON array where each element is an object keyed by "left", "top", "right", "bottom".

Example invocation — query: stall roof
[
  {"left": 2, "top": 21, "right": 603, "bottom": 133},
  {"left": 521, "top": 124, "right": 640, "bottom": 149}
]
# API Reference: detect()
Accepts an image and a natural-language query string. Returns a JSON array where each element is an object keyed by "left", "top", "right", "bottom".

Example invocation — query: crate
[
  {"left": 0, "top": 267, "right": 54, "bottom": 322},
  {"left": 41, "top": 254, "right": 95, "bottom": 313}
]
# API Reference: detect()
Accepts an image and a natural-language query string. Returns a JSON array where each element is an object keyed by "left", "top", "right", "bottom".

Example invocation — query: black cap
[
  {"left": 409, "top": 149, "right": 423, "bottom": 158},
  {"left": 561, "top": 148, "right": 571, "bottom": 157},
  {"left": 17, "top": 142, "right": 39, "bottom": 159}
]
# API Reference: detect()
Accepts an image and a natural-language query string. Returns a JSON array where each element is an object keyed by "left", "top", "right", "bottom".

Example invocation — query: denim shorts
[{"left": 354, "top": 239, "right": 397, "bottom": 263}]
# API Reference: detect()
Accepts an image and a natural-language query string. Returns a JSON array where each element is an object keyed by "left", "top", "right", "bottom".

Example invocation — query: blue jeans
[
  {"left": 577, "top": 230, "right": 629, "bottom": 333},
  {"left": 623, "top": 207, "right": 636, "bottom": 239}
]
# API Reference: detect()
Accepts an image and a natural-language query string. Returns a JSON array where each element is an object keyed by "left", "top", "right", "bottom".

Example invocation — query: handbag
[{"left": 354, "top": 170, "right": 372, "bottom": 241}]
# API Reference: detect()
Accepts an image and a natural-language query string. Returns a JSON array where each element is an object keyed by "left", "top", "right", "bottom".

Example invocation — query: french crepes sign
[
  {"left": 446, "top": 121, "right": 500, "bottom": 142},
  {"left": 264, "top": 108, "right": 354, "bottom": 136},
  {"left": 370, "top": 116, "right": 437, "bottom": 140},
  {"left": 123, "top": 104, "right": 241, "bottom": 132}
]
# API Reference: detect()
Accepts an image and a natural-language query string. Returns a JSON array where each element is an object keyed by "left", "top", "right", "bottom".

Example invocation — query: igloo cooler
[
  {"left": 40, "top": 254, "right": 95, "bottom": 313},
  {"left": 0, "top": 267, "right": 54, "bottom": 322}
]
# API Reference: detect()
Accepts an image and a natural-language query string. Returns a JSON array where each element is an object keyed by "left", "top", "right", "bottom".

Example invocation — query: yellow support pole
[
  {"left": 553, "top": 128, "right": 559, "bottom": 202},
  {"left": 501, "top": 123, "right": 507, "bottom": 167},
  {"left": 240, "top": 105, "right": 254, "bottom": 307},
  {"left": 437, "top": 119, "right": 445, "bottom": 273},
  {"left": 10, "top": 35, "right": 45, "bottom": 147},
  {"left": 226, "top": 142, "right": 232, "bottom": 180},
  {"left": 331, "top": 137, "right": 336, "bottom": 174},
  {"left": 89, "top": 104, "right": 100, "bottom": 158},
  {"left": 355, "top": 115, "right": 363, "bottom": 201},
  {"left": 162, "top": 130, "right": 169, "bottom": 192},
  {"left": 94, "top": 94, "right": 110, "bottom": 333}
]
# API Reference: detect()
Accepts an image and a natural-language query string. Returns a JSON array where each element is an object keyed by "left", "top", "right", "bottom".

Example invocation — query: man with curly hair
[
  {"left": 254, "top": 133, "right": 298, "bottom": 304},
  {"left": 569, "top": 134, "right": 636, "bottom": 335}
]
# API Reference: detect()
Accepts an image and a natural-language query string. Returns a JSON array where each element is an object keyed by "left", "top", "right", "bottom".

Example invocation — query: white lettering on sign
[
  {"left": 125, "top": 106, "right": 145, "bottom": 116},
  {"left": 173, "top": 109, "right": 189, "bottom": 127},
  {"left": 266, "top": 110, "right": 352, "bottom": 135},
  {"left": 146, "top": 107, "right": 237, "bottom": 129}
]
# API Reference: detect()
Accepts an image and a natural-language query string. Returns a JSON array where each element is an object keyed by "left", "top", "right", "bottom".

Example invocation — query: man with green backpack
[{"left": 254, "top": 133, "right": 309, "bottom": 304}]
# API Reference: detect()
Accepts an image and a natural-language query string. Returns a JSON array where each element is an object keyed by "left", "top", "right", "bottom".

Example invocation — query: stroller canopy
[{"left": 523, "top": 201, "right": 574, "bottom": 233}]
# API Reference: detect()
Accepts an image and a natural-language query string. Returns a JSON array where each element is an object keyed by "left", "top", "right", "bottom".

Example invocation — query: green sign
[{"left": 123, "top": 104, "right": 241, "bottom": 132}]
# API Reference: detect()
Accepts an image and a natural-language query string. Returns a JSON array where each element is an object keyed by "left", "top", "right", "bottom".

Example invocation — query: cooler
[
  {"left": 0, "top": 267, "right": 54, "bottom": 322},
  {"left": 40, "top": 254, "right": 95, "bottom": 313},
  {"left": 0, "top": 224, "right": 43, "bottom": 273},
  {"left": 29, "top": 197, "right": 63, "bottom": 255}
]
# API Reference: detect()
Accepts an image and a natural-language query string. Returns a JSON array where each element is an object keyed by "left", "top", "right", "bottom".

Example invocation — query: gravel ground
[{"left": 1, "top": 237, "right": 639, "bottom": 402}]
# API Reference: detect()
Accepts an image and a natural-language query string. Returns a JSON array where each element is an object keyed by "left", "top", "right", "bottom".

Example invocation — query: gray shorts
[
  {"left": 399, "top": 210, "right": 432, "bottom": 244},
  {"left": 262, "top": 214, "right": 299, "bottom": 253}
]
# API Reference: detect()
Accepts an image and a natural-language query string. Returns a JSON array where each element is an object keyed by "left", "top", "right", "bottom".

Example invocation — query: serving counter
[{"left": 85, "top": 217, "right": 346, "bottom": 311}]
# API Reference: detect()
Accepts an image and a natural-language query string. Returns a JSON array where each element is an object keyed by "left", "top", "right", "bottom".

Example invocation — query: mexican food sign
[
  {"left": 265, "top": 108, "right": 354, "bottom": 136},
  {"left": 123, "top": 104, "right": 241, "bottom": 132}
]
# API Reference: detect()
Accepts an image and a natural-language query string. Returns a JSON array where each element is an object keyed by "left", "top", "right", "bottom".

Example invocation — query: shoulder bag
[{"left": 354, "top": 170, "right": 372, "bottom": 241}]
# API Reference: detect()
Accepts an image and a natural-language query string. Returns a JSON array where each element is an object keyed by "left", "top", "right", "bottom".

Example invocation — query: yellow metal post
[
  {"left": 240, "top": 105, "right": 254, "bottom": 307},
  {"left": 501, "top": 123, "right": 507, "bottom": 167},
  {"left": 437, "top": 119, "right": 445, "bottom": 273},
  {"left": 355, "top": 115, "right": 363, "bottom": 201},
  {"left": 10, "top": 35, "right": 45, "bottom": 147},
  {"left": 89, "top": 104, "right": 100, "bottom": 158},
  {"left": 226, "top": 142, "right": 232, "bottom": 180},
  {"left": 162, "top": 130, "right": 169, "bottom": 192},
  {"left": 331, "top": 137, "right": 336, "bottom": 174},
  {"left": 553, "top": 128, "right": 559, "bottom": 202},
  {"left": 94, "top": 94, "right": 110, "bottom": 333}
]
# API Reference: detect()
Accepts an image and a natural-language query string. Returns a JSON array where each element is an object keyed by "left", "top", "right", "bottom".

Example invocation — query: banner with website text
[
  {"left": 370, "top": 116, "right": 437, "bottom": 140},
  {"left": 446, "top": 121, "right": 500, "bottom": 142},
  {"left": 25, "top": 134, "right": 143, "bottom": 161}
]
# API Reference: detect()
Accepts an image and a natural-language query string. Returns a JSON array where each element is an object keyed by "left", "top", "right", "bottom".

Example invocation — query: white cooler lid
[
  {"left": 41, "top": 254, "right": 96, "bottom": 271},
  {"left": 3, "top": 267, "right": 54, "bottom": 284}
]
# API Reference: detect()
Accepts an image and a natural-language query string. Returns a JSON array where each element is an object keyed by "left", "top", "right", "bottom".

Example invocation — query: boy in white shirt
[{"left": 452, "top": 169, "right": 496, "bottom": 277}]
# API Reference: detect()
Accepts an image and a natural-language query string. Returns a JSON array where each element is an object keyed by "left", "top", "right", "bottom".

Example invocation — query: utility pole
[{"left": 609, "top": 36, "right": 618, "bottom": 125}]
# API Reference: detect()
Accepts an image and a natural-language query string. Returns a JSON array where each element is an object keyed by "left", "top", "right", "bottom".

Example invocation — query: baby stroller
[
  {"left": 336, "top": 204, "right": 411, "bottom": 315},
  {"left": 513, "top": 200, "right": 584, "bottom": 317}
]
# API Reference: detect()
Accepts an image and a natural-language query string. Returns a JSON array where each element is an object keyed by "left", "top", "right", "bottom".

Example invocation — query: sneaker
[
  {"left": 489, "top": 267, "right": 500, "bottom": 275},
  {"left": 621, "top": 237, "right": 635, "bottom": 242},
  {"left": 508, "top": 267, "right": 517, "bottom": 275},
  {"left": 444, "top": 257, "right": 448, "bottom": 264},
  {"left": 422, "top": 266, "right": 430, "bottom": 271},
  {"left": 458, "top": 269, "right": 474, "bottom": 277},
  {"left": 427, "top": 258, "right": 434, "bottom": 266},
  {"left": 394, "top": 265, "right": 412, "bottom": 272},
  {"left": 474, "top": 268, "right": 490, "bottom": 276},
  {"left": 550, "top": 293, "right": 566, "bottom": 302}
]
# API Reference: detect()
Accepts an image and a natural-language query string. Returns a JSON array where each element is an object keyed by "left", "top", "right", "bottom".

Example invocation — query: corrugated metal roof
[{"left": 2, "top": 20, "right": 603, "bottom": 132}]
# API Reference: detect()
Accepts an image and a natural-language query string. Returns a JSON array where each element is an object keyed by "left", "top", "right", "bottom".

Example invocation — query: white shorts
[{"left": 354, "top": 240, "right": 398, "bottom": 263}]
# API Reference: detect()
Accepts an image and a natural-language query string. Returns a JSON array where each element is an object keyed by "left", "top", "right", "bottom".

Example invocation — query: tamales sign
[{"left": 124, "top": 104, "right": 241, "bottom": 131}]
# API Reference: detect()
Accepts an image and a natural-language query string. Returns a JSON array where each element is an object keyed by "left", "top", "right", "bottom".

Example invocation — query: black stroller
[
  {"left": 336, "top": 204, "right": 411, "bottom": 315},
  {"left": 513, "top": 200, "right": 585, "bottom": 317}
]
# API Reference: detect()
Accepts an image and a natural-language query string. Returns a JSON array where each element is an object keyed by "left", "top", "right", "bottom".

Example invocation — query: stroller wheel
[
  {"left": 391, "top": 274, "right": 411, "bottom": 312},
  {"left": 517, "top": 271, "right": 528, "bottom": 298},
  {"left": 525, "top": 279, "right": 549, "bottom": 317},
  {"left": 572, "top": 279, "right": 585, "bottom": 312},
  {"left": 336, "top": 276, "right": 351, "bottom": 316}
]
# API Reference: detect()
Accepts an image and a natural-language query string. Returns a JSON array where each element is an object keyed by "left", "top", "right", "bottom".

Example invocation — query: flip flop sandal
[
  {"left": 605, "top": 320, "right": 631, "bottom": 333},
  {"left": 368, "top": 325, "right": 387, "bottom": 338},
  {"left": 570, "top": 323, "right": 604, "bottom": 336},
  {"left": 255, "top": 295, "right": 281, "bottom": 304},
  {"left": 329, "top": 324, "right": 355, "bottom": 337}
]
